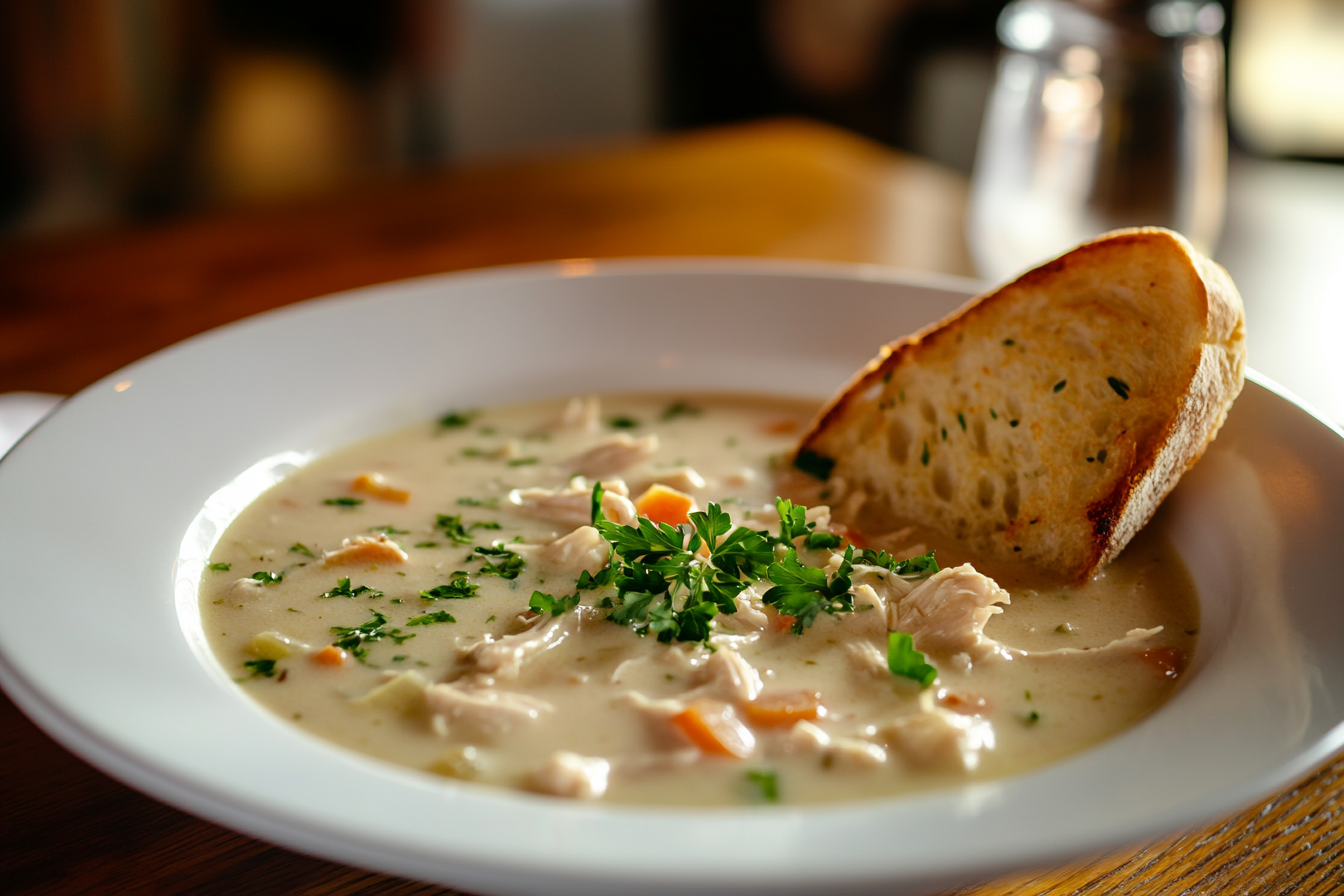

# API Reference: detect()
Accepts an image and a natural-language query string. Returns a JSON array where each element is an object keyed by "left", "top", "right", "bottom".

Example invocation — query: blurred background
[
  {"left": 2, "top": 0, "right": 1344, "bottom": 418},
  {"left": 2, "top": 0, "right": 1340, "bottom": 237}
]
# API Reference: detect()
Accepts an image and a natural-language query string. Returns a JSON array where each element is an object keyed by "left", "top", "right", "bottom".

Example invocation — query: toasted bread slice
[{"left": 796, "top": 228, "right": 1245, "bottom": 581}]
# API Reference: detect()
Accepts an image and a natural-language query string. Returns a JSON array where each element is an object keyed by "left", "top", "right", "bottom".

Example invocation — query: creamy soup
[{"left": 200, "top": 394, "right": 1197, "bottom": 806}]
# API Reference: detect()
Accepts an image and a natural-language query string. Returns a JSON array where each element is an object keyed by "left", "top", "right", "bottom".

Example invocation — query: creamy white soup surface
[{"left": 200, "top": 394, "right": 1197, "bottom": 806}]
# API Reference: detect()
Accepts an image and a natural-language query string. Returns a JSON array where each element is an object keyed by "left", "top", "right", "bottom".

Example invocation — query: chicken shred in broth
[{"left": 200, "top": 394, "right": 1197, "bottom": 806}]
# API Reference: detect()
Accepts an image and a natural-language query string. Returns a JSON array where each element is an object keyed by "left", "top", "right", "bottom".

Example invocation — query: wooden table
[{"left": 1, "top": 119, "right": 1340, "bottom": 895}]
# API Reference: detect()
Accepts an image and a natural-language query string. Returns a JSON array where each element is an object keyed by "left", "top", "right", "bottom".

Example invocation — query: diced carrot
[
  {"left": 634, "top": 483, "right": 696, "bottom": 525},
  {"left": 769, "top": 611, "right": 797, "bottom": 634},
  {"left": 742, "top": 690, "right": 824, "bottom": 727},
  {"left": 671, "top": 700, "right": 756, "bottom": 758},
  {"left": 938, "top": 691, "right": 989, "bottom": 714},
  {"left": 351, "top": 472, "right": 411, "bottom": 504},
  {"left": 761, "top": 419, "right": 801, "bottom": 436},
  {"left": 312, "top": 645, "right": 347, "bottom": 666},
  {"left": 322, "top": 535, "right": 408, "bottom": 567},
  {"left": 832, "top": 524, "right": 865, "bottom": 549},
  {"left": 1139, "top": 647, "right": 1187, "bottom": 679}
]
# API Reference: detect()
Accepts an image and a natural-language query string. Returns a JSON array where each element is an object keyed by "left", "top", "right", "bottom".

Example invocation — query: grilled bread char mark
[{"left": 796, "top": 227, "right": 1246, "bottom": 582}]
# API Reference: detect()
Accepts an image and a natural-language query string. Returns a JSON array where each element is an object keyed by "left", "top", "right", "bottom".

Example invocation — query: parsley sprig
[
  {"left": 319, "top": 577, "right": 384, "bottom": 599},
  {"left": 329, "top": 610, "right": 415, "bottom": 664},
  {"left": 436, "top": 513, "right": 502, "bottom": 545},
  {"left": 595, "top": 496, "right": 772, "bottom": 646}
]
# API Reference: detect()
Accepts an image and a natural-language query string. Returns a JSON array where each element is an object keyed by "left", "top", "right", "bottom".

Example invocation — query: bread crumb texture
[{"left": 799, "top": 228, "right": 1245, "bottom": 581}]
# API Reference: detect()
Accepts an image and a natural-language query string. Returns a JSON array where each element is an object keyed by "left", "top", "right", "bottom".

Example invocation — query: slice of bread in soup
[{"left": 796, "top": 228, "right": 1246, "bottom": 582}]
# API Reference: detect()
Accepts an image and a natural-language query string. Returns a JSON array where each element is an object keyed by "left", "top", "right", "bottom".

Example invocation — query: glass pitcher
[{"left": 967, "top": 0, "right": 1226, "bottom": 282}]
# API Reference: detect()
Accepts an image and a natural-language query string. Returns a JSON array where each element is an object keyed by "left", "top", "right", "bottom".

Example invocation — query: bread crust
[{"left": 797, "top": 228, "right": 1245, "bottom": 581}]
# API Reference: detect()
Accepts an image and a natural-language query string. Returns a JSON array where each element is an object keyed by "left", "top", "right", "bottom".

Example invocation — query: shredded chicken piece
[
  {"left": 549, "top": 396, "right": 601, "bottom": 432},
  {"left": 683, "top": 647, "right": 763, "bottom": 703},
  {"left": 507, "top": 478, "right": 632, "bottom": 527},
  {"left": 893, "top": 565, "right": 1011, "bottom": 663},
  {"left": 532, "top": 751, "right": 610, "bottom": 799},
  {"left": 424, "top": 682, "right": 553, "bottom": 735},
  {"left": 516, "top": 525, "right": 609, "bottom": 578},
  {"left": 845, "top": 641, "right": 890, "bottom": 678},
  {"left": 716, "top": 588, "right": 769, "bottom": 633},
  {"left": 637, "top": 466, "right": 706, "bottom": 494},
  {"left": 610, "top": 644, "right": 702, "bottom": 687},
  {"left": 563, "top": 434, "right": 658, "bottom": 477},
  {"left": 227, "top": 578, "right": 265, "bottom": 599},
  {"left": 876, "top": 706, "right": 995, "bottom": 772},
  {"left": 322, "top": 534, "right": 408, "bottom": 567},
  {"left": 460, "top": 608, "right": 594, "bottom": 682},
  {"left": 783, "top": 721, "right": 888, "bottom": 767}
]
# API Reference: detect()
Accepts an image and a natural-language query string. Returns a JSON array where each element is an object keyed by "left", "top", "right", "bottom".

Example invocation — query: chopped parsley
[
  {"left": 506, "top": 457, "right": 539, "bottom": 467},
  {"left": 288, "top": 543, "right": 315, "bottom": 558},
  {"left": 407, "top": 611, "right": 457, "bottom": 626},
  {"left": 921, "top": 441, "right": 930, "bottom": 466},
  {"left": 660, "top": 401, "right": 701, "bottom": 421},
  {"left": 369, "top": 525, "right": 409, "bottom": 536},
  {"left": 1108, "top": 376, "right": 1131, "bottom": 400},
  {"left": 250, "top": 570, "right": 284, "bottom": 585},
  {"left": 792, "top": 449, "right": 834, "bottom": 481},
  {"left": 745, "top": 769, "right": 780, "bottom": 803},
  {"left": 856, "top": 549, "right": 939, "bottom": 579},
  {"left": 324, "top": 497, "right": 363, "bottom": 507},
  {"left": 420, "top": 579, "right": 480, "bottom": 600},
  {"left": 436, "top": 513, "right": 502, "bottom": 545},
  {"left": 957, "top": 412, "right": 966, "bottom": 431},
  {"left": 608, "top": 416, "right": 640, "bottom": 429},
  {"left": 320, "top": 577, "right": 384, "bottom": 599},
  {"left": 457, "top": 496, "right": 498, "bottom": 508},
  {"left": 208, "top": 562, "right": 231, "bottom": 571},
  {"left": 529, "top": 590, "right": 581, "bottom": 616},
  {"left": 438, "top": 410, "right": 476, "bottom": 428},
  {"left": 1053, "top": 380, "right": 1067, "bottom": 393},
  {"left": 471, "top": 545, "right": 527, "bottom": 579},
  {"left": 887, "top": 632, "right": 937, "bottom": 687},
  {"left": 1025, "top": 710, "right": 1041, "bottom": 724},
  {"left": 329, "top": 610, "right": 414, "bottom": 663},
  {"left": 242, "top": 659, "right": 277, "bottom": 678}
]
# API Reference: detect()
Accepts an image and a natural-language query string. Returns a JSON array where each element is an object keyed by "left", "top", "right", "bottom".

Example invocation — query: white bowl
[{"left": 1, "top": 260, "right": 1342, "bottom": 896}]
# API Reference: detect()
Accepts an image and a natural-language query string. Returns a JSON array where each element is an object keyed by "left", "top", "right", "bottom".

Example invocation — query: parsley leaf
[
  {"left": 660, "top": 401, "right": 701, "bottom": 421},
  {"left": 761, "top": 546, "right": 856, "bottom": 634},
  {"left": 407, "top": 610, "right": 457, "bottom": 626},
  {"left": 746, "top": 769, "right": 779, "bottom": 803},
  {"left": 250, "top": 570, "right": 284, "bottom": 585},
  {"left": 472, "top": 545, "right": 527, "bottom": 579},
  {"left": 457, "top": 496, "right": 499, "bottom": 508},
  {"left": 369, "top": 525, "right": 409, "bottom": 536},
  {"left": 208, "top": 562, "right": 231, "bottom": 571},
  {"left": 529, "top": 590, "right": 581, "bottom": 616},
  {"left": 320, "top": 577, "right": 384, "bottom": 599},
  {"left": 243, "top": 659, "right": 277, "bottom": 678},
  {"left": 420, "top": 579, "right": 479, "bottom": 600},
  {"left": 329, "top": 610, "right": 414, "bottom": 663},
  {"left": 436, "top": 513, "right": 502, "bottom": 545},
  {"left": 856, "top": 549, "right": 939, "bottom": 580},
  {"left": 288, "top": 543, "right": 315, "bottom": 558},
  {"left": 887, "top": 632, "right": 937, "bottom": 687},
  {"left": 591, "top": 481, "right": 606, "bottom": 526},
  {"left": 324, "top": 497, "right": 363, "bottom": 507},
  {"left": 438, "top": 410, "right": 476, "bottom": 428}
]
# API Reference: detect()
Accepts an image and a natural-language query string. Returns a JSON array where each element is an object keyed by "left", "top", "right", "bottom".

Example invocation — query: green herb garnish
[
  {"left": 438, "top": 410, "right": 476, "bottom": 428},
  {"left": 887, "top": 632, "right": 937, "bottom": 687},
  {"left": 436, "top": 513, "right": 502, "bottom": 545},
  {"left": 529, "top": 590, "right": 581, "bottom": 616},
  {"left": 745, "top": 769, "right": 780, "bottom": 803},
  {"left": 243, "top": 659, "right": 277, "bottom": 678},
  {"left": 324, "top": 497, "right": 363, "bottom": 507},
  {"left": 1108, "top": 376, "right": 1130, "bottom": 400},
  {"left": 250, "top": 570, "right": 284, "bottom": 585},
  {"left": 407, "top": 611, "right": 457, "bottom": 626},
  {"left": 208, "top": 562, "right": 231, "bottom": 571},
  {"left": 329, "top": 610, "right": 414, "bottom": 663},
  {"left": 420, "top": 579, "right": 480, "bottom": 600},
  {"left": 320, "top": 577, "right": 384, "bottom": 599}
]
